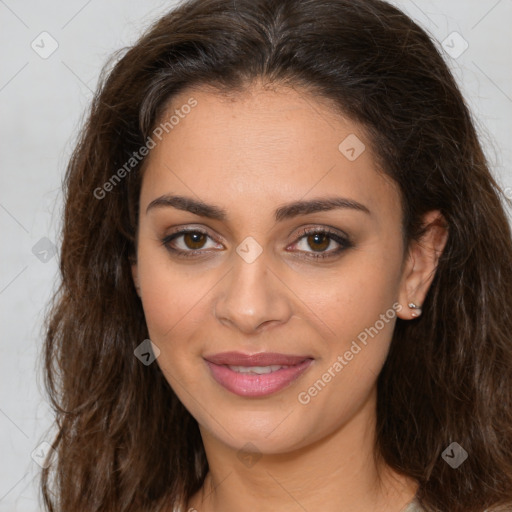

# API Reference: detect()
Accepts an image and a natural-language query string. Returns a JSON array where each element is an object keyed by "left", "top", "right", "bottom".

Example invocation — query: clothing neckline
[{"left": 400, "top": 496, "right": 425, "bottom": 512}]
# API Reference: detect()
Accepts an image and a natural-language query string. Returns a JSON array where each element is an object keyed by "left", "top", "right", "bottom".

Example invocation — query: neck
[{"left": 187, "top": 388, "right": 418, "bottom": 512}]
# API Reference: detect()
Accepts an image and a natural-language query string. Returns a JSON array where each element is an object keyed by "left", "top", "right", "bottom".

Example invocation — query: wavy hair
[{"left": 41, "top": 0, "right": 512, "bottom": 511}]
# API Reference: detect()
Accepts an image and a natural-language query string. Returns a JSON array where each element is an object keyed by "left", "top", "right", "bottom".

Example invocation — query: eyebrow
[{"left": 145, "top": 194, "right": 370, "bottom": 221}]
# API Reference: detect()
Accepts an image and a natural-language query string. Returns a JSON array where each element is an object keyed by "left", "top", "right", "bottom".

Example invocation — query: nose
[{"left": 213, "top": 247, "right": 294, "bottom": 334}]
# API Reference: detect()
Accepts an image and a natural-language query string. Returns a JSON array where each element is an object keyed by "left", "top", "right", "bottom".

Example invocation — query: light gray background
[{"left": 1, "top": 1, "right": 511, "bottom": 510}]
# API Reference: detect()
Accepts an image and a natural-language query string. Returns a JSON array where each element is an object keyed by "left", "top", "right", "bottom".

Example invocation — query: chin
[{"left": 196, "top": 407, "right": 317, "bottom": 455}]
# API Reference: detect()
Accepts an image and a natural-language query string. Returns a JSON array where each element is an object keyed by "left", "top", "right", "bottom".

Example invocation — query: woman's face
[{"left": 132, "top": 82, "right": 415, "bottom": 454}]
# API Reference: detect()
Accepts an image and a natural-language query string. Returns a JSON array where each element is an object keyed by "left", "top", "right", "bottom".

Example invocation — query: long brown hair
[{"left": 41, "top": 0, "right": 512, "bottom": 510}]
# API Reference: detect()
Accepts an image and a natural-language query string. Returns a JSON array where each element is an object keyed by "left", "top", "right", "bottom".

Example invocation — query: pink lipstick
[{"left": 204, "top": 351, "right": 314, "bottom": 397}]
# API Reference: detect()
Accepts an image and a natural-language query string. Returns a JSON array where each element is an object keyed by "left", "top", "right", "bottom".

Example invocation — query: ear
[
  {"left": 396, "top": 210, "right": 448, "bottom": 320},
  {"left": 129, "top": 255, "right": 141, "bottom": 297}
]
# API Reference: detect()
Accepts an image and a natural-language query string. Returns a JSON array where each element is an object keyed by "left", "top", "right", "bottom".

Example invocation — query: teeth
[{"left": 227, "top": 365, "right": 287, "bottom": 374}]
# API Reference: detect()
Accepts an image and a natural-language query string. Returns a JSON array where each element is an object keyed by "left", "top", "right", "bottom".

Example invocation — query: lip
[
  {"left": 204, "top": 352, "right": 314, "bottom": 397},
  {"left": 204, "top": 351, "right": 311, "bottom": 366}
]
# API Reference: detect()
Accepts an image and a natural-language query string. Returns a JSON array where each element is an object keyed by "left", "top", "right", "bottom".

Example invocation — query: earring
[{"left": 408, "top": 302, "right": 422, "bottom": 318}]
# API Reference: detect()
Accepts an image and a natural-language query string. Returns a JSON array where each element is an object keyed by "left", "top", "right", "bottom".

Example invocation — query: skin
[{"left": 131, "top": 80, "right": 448, "bottom": 512}]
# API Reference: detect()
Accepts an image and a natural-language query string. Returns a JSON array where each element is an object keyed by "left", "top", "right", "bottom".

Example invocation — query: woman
[{"left": 41, "top": 0, "right": 512, "bottom": 511}]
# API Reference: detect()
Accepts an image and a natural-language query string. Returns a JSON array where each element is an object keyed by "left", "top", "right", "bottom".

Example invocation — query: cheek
[
  {"left": 300, "top": 246, "right": 403, "bottom": 346},
  {"left": 137, "top": 239, "right": 208, "bottom": 343},
  {"left": 294, "top": 244, "right": 403, "bottom": 412},
  {"left": 137, "top": 249, "right": 210, "bottom": 387}
]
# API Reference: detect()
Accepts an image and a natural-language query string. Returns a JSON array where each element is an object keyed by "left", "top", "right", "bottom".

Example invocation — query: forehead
[{"left": 140, "top": 83, "right": 401, "bottom": 228}]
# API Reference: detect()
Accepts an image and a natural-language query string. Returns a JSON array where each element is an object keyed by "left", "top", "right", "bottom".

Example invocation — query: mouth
[{"left": 203, "top": 352, "right": 314, "bottom": 397}]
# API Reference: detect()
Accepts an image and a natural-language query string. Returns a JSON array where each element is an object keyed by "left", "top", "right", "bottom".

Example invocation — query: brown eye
[
  {"left": 161, "top": 229, "right": 224, "bottom": 258},
  {"left": 306, "top": 233, "right": 331, "bottom": 252},
  {"left": 182, "top": 232, "right": 207, "bottom": 250},
  {"left": 290, "top": 227, "right": 353, "bottom": 261}
]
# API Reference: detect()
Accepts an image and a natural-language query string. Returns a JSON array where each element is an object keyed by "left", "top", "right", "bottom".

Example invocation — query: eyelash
[{"left": 161, "top": 226, "right": 353, "bottom": 261}]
